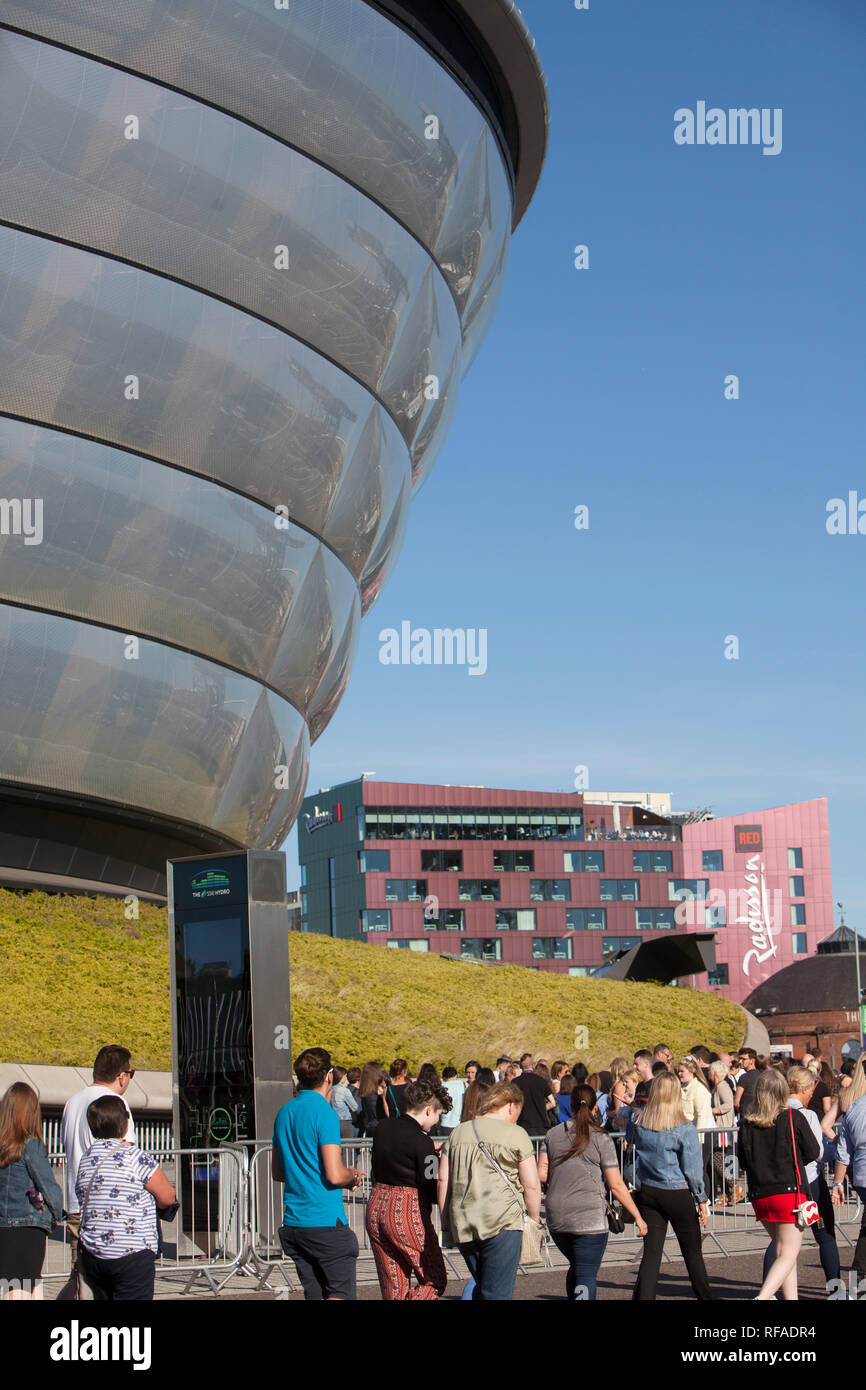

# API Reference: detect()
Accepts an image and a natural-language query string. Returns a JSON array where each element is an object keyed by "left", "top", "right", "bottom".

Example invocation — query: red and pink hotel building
[{"left": 297, "top": 779, "right": 832, "bottom": 1004}]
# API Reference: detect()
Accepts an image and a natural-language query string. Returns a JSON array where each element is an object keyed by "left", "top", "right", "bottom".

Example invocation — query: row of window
[
  {"left": 360, "top": 807, "right": 584, "bottom": 842},
  {"left": 357, "top": 847, "right": 808, "bottom": 875},
  {"left": 376, "top": 877, "right": 809, "bottom": 919},
  {"left": 362, "top": 904, "right": 809, "bottom": 933}
]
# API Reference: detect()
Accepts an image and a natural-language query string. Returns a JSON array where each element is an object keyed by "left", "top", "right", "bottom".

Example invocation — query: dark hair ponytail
[{"left": 554, "top": 1084, "right": 601, "bottom": 1164}]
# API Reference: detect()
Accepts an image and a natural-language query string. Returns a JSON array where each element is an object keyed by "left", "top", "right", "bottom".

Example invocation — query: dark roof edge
[{"left": 453, "top": 0, "right": 549, "bottom": 227}]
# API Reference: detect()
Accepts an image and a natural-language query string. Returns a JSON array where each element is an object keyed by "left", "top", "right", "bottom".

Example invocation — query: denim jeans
[
  {"left": 458, "top": 1228, "right": 523, "bottom": 1300},
  {"left": 550, "top": 1229, "right": 608, "bottom": 1299},
  {"left": 854, "top": 1187, "right": 866, "bottom": 1278}
]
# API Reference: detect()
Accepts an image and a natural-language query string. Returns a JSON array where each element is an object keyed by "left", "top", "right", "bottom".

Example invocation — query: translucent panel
[
  {"left": 0, "top": 418, "right": 359, "bottom": 717},
  {"left": 0, "top": 32, "right": 461, "bottom": 460},
  {"left": 0, "top": 0, "right": 515, "bottom": 301},
  {"left": 0, "top": 605, "right": 309, "bottom": 846},
  {"left": 0, "top": 226, "right": 410, "bottom": 586}
]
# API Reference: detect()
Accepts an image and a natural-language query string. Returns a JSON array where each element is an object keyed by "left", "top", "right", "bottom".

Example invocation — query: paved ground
[{"left": 41, "top": 1233, "right": 851, "bottom": 1302}]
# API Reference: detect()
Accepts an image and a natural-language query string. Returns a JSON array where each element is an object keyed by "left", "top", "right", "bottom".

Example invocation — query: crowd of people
[
  {"left": 272, "top": 1043, "right": 866, "bottom": 1301},
  {"left": 1, "top": 1039, "right": 864, "bottom": 1303}
]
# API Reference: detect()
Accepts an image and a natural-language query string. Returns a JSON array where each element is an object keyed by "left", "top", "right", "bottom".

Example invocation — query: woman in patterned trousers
[{"left": 366, "top": 1076, "right": 452, "bottom": 1300}]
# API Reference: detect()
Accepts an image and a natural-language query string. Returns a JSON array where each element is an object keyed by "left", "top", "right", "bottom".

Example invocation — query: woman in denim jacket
[
  {"left": 0, "top": 1083, "right": 64, "bottom": 1300},
  {"left": 628, "top": 1071, "right": 712, "bottom": 1300}
]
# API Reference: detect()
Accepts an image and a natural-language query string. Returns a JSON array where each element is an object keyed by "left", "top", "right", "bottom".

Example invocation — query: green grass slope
[{"left": 0, "top": 890, "right": 744, "bottom": 1070}]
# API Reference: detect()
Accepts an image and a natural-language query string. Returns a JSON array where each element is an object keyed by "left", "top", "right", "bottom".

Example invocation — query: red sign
[{"left": 734, "top": 824, "right": 763, "bottom": 853}]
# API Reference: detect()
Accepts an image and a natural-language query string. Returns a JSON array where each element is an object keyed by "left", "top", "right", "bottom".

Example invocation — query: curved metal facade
[{"left": 0, "top": 1, "right": 545, "bottom": 894}]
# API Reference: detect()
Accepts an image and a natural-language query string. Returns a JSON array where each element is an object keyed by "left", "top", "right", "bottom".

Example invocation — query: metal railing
[
  {"left": 41, "top": 1127, "right": 863, "bottom": 1295},
  {"left": 43, "top": 1115, "right": 173, "bottom": 1159}
]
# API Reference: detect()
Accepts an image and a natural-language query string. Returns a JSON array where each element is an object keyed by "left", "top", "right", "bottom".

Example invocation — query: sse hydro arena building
[{"left": 0, "top": 2, "right": 547, "bottom": 900}]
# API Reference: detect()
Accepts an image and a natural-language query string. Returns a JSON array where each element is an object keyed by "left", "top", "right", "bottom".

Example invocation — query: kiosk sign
[{"left": 168, "top": 851, "right": 290, "bottom": 1242}]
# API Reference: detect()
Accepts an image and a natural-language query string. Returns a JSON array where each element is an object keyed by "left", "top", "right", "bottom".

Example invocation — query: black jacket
[{"left": 737, "top": 1107, "right": 821, "bottom": 1200}]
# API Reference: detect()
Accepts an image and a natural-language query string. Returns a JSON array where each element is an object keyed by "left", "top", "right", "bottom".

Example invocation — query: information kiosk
[{"left": 168, "top": 850, "right": 290, "bottom": 1242}]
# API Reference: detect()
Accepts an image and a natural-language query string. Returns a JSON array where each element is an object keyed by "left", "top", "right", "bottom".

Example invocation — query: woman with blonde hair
[
  {"left": 738, "top": 1068, "right": 820, "bottom": 1300},
  {"left": 707, "top": 1060, "right": 740, "bottom": 1206},
  {"left": 597, "top": 1058, "right": 629, "bottom": 1125},
  {"left": 0, "top": 1083, "right": 63, "bottom": 1300},
  {"left": 678, "top": 1056, "right": 715, "bottom": 1195},
  {"left": 629, "top": 1071, "right": 711, "bottom": 1300}
]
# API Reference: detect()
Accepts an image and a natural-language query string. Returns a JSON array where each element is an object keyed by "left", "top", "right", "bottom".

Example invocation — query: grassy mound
[{"left": 0, "top": 890, "right": 744, "bottom": 1070}]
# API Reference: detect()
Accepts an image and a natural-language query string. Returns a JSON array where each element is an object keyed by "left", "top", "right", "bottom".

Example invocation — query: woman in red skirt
[
  {"left": 737, "top": 1069, "right": 821, "bottom": 1300},
  {"left": 366, "top": 1075, "right": 452, "bottom": 1300}
]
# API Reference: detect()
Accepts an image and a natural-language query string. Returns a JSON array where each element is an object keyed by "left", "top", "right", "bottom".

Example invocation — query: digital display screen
[
  {"left": 171, "top": 854, "right": 249, "bottom": 910},
  {"left": 175, "top": 914, "right": 253, "bottom": 1146},
  {"left": 734, "top": 825, "right": 763, "bottom": 853}
]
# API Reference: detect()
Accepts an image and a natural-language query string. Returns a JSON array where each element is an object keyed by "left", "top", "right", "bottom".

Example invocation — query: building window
[
  {"left": 707, "top": 964, "right": 729, "bottom": 985},
  {"left": 495, "top": 908, "right": 537, "bottom": 931},
  {"left": 493, "top": 849, "right": 534, "bottom": 872},
  {"left": 360, "top": 909, "right": 391, "bottom": 932},
  {"left": 385, "top": 879, "right": 428, "bottom": 902},
  {"left": 459, "top": 880, "right": 501, "bottom": 902},
  {"left": 568, "top": 966, "right": 594, "bottom": 977},
  {"left": 702, "top": 850, "right": 723, "bottom": 871},
  {"left": 602, "top": 935, "right": 641, "bottom": 954},
  {"left": 461, "top": 938, "right": 502, "bottom": 962},
  {"left": 530, "top": 879, "right": 571, "bottom": 902},
  {"left": 359, "top": 849, "right": 390, "bottom": 872},
  {"left": 565, "top": 908, "right": 607, "bottom": 931},
  {"left": 788, "top": 848, "right": 803, "bottom": 869},
  {"left": 792, "top": 932, "right": 807, "bottom": 955},
  {"left": 668, "top": 879, "right": 710, "bottom": 902},
  {"left": 600, "top": 879, "right": 640, "bottom": 902},
  {"left": 790, "top": 904, "right": 806, "bottom": 926},
  {"left": 633, "top": 850, "right": 672, "bottom": 873},
  {"left": 386, "top": 939, "right": 429, "bottom": 951},
  {"left": 563, "top": 850, "right": 605, "bottom": 872},
  {"left": 356, "top": 806, "right": 365, "bottom": 839},
  {"left": 421, "top": 849, "right": 462, "bottom": 872},
  {"left": 532, "top": 937, "right": 573, "bottom": 961},
  {"left": 705, "top": 903, "right": 727, "bottom": 929},
  {"left": 424, "top": 907, "right": 465, "bottom": 932},
  {"left": 300, "top": 863, "right": 307, "bottom": 886},
  {"left": 328, "top": 858, "right": 337, "bottom": 937},
  {"left": 789, "top": 876, "right": 804, "bottom": 897},
  {"left": 634, "top": 908, "right": 676, "bottom": 931}
]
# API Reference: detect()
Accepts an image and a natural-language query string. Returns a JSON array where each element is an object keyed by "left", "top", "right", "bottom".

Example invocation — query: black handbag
[{"left": 605, "top": 1197, "right": 625, "bottom": 1234}]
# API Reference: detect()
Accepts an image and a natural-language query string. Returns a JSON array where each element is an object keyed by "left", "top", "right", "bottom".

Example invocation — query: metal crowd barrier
[
  {"left": 44, "top": 1145, "right": 252, "bottom": 1295},
  {"left": 43, "top": 1126, "right": 863, "bottom": 1296}
]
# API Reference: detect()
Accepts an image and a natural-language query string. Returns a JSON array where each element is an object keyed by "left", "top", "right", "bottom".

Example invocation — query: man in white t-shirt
[
  {"left": 61, "top": 1044, "right": 136, "bottom": 1263},
  {"left": 439, "top": 1067, "right": 466, "bottom": 1131}
]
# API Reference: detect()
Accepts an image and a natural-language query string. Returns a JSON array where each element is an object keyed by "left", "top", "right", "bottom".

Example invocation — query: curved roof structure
[
  {"left": 0, "top": 1, "right": 548, "bottom": 898},
  {"left": 744, "top": 954, "right": 861, "bottom": 1015}
]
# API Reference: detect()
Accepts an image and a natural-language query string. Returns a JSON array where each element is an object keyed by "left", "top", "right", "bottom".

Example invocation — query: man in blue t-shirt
[{"left": 272, "top": 1047, "right": 362, "bottom": 1299}]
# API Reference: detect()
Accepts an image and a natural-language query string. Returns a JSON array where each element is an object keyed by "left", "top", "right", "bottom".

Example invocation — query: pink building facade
[{"left": 297, "top": 779, "right": 832, "bottom": 1005}]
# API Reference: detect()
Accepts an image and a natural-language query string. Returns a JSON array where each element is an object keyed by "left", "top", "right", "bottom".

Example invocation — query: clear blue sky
[{"left": 286, "top": 0, "right": 866, "bottom": 925}]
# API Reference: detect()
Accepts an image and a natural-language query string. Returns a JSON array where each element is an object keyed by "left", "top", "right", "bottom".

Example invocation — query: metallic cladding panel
[
  {"left": 0, "top": 606, "right": 309, "bottom": 846},
  {"left": 0, "top": 418, "right": 360, "bottom": 715},
  {"left": 0, "top": 0, "right": 514, "bottom": 320},
  {"left": 0, "top": 1, "right": 534, "bottom": 861},
  {"left": 0, "top": 226, "right": 411, "bottom": 590},
  {"left": 0, "top": 31, "right": 462, "bottom": 468}
]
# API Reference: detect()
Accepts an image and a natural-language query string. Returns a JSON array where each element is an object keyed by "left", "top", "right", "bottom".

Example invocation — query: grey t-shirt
[{"left": 544, "top": 1124, "right": 618, "bottom": 1234}]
